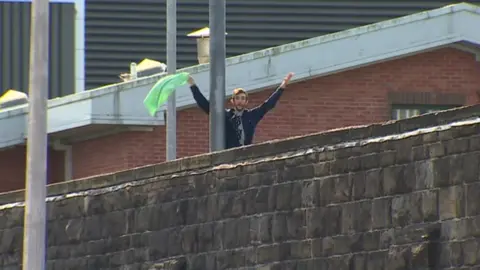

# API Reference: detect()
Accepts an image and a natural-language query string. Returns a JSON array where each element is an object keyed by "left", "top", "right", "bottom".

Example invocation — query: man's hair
[{"left": 232, "top": 88, "right": 248, "bottom": 99}]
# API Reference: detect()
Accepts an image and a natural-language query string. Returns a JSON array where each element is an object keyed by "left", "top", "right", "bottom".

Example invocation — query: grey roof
[{"left": 85, "top": 0, "right": 480, "bottom": 89}]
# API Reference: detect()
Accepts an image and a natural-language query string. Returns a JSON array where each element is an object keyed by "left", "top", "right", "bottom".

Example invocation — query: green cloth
[{"left": 143, "top": 72, "right": 190, "bottom": 116}]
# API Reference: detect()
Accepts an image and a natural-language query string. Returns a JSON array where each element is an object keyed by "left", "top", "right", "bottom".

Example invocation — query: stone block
[
  {"left": 288, "top": 211, "right": 306, "bottom": 240},
  {"left": 313, "top": 162, "right": 331, "bottom": 177},
  {"left": 467, "top": 215, "right": 480, "bottom": 238},
  {"left": 256, "top": 244, "right": 289, "bottom": 264},
  {"left": 466, "top": 183, "right": 480, "bottom": 216},
  {"left": 383, "top": 165, "right": 415, "bottom": 195},
  {"left": 347, "top": 156, "right": 361, "bottom": 172},
  {"left": 326, "top": 254, "right": 353, "bottom": 270},
  {"left": 439, "top": 242, "right": 463, "bottom": 268},
  {"left": 281, "top": 165, "right": 314, "bottom": 182},
  {"left": 394, "top": 138, "right": 415, "bottom": 163},
  {"left": 306, "top": 206, "right": 342, "bottom": 238},
  {"left": 462, "top": 239, "right": 479, "bottom": 265},
  {"left": 379, "top": 151, "right": 396, "bottom": 167},
  {"left": 432, "top": 156, "right": 450, "bottom": 187},
  {"left": 458, "top": 152, "right": 480, "bottom": 183},
  {"left": 216, "top": 176, "right": 239, "bottom": 193},
  {"left": 330, "top": 159, "right": 350, "bottom": 175},
  {"left": 147, "top": 232, "right": 170, "bottom": 259},
  {"left": 248, "top": 187, "right": 272, "bottom": 214},
  {"left": 446, "top": 138, "right": 469, "bottom": 154},
  {"left": 412, "top": 145, "right": 429, "bottom": 161},
  {"left": 365, "top": 169, "right": 383, "bottom": 198},
  {"left": 318, "top": 175, "right": 352, "bottom": 206},
  {"left": 421, "top": 190, "right": 438, "bottom": 222},
  {"left": 0, "top": 227, "right": 22, "bottom": 253},
  {"left": 351, "top": 172, "right": 366, "bottom": 200},
  {"left": 301, "top": 180, "right": 319, "bottom": 207},
  {"left": 372, "top": 197, "right": 392, "bottom": 229},
  {"left": 439, "top": 185, "right": 465, "bottom": 220},
  {"left": 391, "top": 193, "right": 422, "bottom": 227},
  {"left": 180, "top": 226, "right": 198, "bottom": 253},
  {"left": 289, "top": 240, "right": 311, "bottom": 260},
  {"left": 134, "top": 165, "right": 156, "bottom": 180},
  {"left": 470, "top": 134, "right": 480, "bottom": 151},
  {"left": 428, "top": 142, "right": 446, "bottom": 158},
  {"left": 360, "top": 153, "right": 380, "bottom": 170},
  {"left": 366, "top": 251, "right": 387, "bottom": 269},
  {"left": 341, "top": 201, "right": 372, "bottom": 234},
  {"left": 273, "top": 183, "right": 302, "bottom": 211},
  {"left": 441, "top": 219, "right": 468, "bottom": 241},
  {"left": 148, "top": 258, "right": 186, "bottom": 270},
  {"left": 414, "top": 160, "right": 434, "bottom": 190},
  {"left": 196, "top": 223, "right": 214, "bottom": 253},
  {"left": 48, "top": 197, "right": 86, "bottom": 220},
  {"left": 350, "top": 253, "right": 368, "bottom": 270}
]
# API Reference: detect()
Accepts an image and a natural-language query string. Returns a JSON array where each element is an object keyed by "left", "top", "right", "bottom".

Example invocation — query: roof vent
[
  {"left": 0, "top": 89, "right": 28, "bottom": 109},
  {"left": 119, "top": 59, "right": 167, "bottom": 82},
  {"left": 187, "top": 27, "right": 227, "bottom": 64}
]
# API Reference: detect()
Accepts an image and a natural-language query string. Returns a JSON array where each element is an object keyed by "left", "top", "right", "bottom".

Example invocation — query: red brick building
[{"left": 1, "top": 3, "right": 479, "bottom": 192}]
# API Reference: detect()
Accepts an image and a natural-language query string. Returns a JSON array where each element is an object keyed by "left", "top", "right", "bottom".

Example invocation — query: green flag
[{"left": 143, "top": 72, "right": 190, "bottom": 117}]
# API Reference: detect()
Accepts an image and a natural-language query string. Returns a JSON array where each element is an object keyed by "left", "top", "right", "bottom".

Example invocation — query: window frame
[{"left": 391, "top": 104, "right": 460, "bottom": 120}]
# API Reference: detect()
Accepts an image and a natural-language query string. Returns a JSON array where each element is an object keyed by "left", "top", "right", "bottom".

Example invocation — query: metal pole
[
  {"left": 23, "top": 0, "right": 49, "bottom": 268},
  {"left": 74, "top": 0, "right": 85, "bottom": 93},
  {"left": 166, "top": 0, "right": 177, "bottom": 160},
  {"left": 209, "top": 0, "right": 226, "bottom": 152}
]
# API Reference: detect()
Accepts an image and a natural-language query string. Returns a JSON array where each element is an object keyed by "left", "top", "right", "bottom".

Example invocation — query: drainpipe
[
  {"left": 74, "top": 0, "right": 85, "bottom": 93},
  {"left": 53, "top": 141, "right": 73, "bottom": 181}
]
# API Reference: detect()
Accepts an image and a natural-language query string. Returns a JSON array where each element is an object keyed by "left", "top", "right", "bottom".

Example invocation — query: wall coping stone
[{"left": 1, "top": 103, "right": 480, "bottom": 205}]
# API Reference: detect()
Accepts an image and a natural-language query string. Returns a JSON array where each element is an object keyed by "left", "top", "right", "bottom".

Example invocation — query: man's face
[{"left": 232, "top": 93, "right": 248, "bottom": 110}]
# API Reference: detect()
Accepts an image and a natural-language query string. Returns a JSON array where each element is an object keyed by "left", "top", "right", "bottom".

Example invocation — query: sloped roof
[{"left": 0, "top": 2, "right": 479, "bottom": 149}]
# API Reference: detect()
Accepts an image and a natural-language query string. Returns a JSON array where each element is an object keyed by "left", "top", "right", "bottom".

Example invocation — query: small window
[{"left": 391, "top": 105, "right": 458, "bottom": 120}]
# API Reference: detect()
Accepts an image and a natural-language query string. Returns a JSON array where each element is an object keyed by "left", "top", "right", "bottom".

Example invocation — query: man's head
[{"left": 231, "top": 88, "right": 248, "bottom": 111}]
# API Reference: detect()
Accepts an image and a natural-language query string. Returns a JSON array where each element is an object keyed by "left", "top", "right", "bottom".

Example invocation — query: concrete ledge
[{"left": 1, "top": 103, "right": 479, "bottom": 204}]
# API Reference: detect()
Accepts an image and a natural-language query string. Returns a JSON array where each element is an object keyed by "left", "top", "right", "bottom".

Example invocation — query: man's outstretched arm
[
  {"left": 251, "top": 72, "right": 294, "bottom": 121},
  {"left": 188, "top": 76, "right": 210, "bottom": 114}
]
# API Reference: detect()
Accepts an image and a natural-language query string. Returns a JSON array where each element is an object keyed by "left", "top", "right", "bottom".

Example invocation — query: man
[{"left": 188, "top": 72, "right": 294, "bottom": 149}]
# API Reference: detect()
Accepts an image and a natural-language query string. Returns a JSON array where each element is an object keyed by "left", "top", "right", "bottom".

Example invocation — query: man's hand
[
  {"left": 281, "top": 72, "right": 294, "bottom": 88},
  {"left": 188, "top": 75, "right": 195, "bottom": 86}
]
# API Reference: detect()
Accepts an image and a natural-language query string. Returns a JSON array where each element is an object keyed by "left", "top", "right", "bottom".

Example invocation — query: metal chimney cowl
[
  {"left": 188, "top": 27, "right": 227, "bottom": 65},
  {"left": 196, "top": 37, "right": 210, "bottom": 64}
]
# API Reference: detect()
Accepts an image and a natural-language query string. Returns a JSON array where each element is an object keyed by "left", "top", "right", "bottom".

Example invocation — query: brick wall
[
  {"left": 1, "top": 47, "right": 479, "bottom": 192},
  {"left": 70, "top": 47, "right": 480, "bottom": 179},
  {"left": 1, "top": 104, "right": 480, "bottom": 269},
  {"left": 0, "top": 146, "right": 64, "bottom": 193}
]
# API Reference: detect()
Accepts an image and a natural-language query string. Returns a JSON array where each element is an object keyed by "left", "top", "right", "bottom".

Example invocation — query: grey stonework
[{"left": 2, "top": 109, "right": 480, "bottom": 269}]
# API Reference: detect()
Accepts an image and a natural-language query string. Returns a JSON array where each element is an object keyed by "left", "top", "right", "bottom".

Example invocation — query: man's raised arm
[
  {"left": 188, "top": 76, "right": 210, "bottom": 114},
  {"left": 251, "top": 72, "right": 294, "bottom": 121}
]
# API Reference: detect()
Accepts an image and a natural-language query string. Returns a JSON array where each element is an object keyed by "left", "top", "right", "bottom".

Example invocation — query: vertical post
[
  {"left": 166, "top": 0, "right": 177, "bottom": 160},
  {"left": 23, "top": 0, "right": 49, "bottom": 268},
  {"left": 209, "top": 0, "right": 226, "bottom": 152},
  {"left": 74, "top": 0, "right": 85, "bottom": 92},
  {"left": 167, "top": 0, "right": 177, "bottom": 160}
]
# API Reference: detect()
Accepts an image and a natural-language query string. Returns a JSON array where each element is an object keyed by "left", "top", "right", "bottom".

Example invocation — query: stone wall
[{"left": 1, "top": 105, "right": 480, "bottom": 269}]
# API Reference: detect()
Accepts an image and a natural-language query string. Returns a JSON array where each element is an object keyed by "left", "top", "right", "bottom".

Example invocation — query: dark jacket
[{"left": 190, "top": 84, "right": 285, "bottom": 149}]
